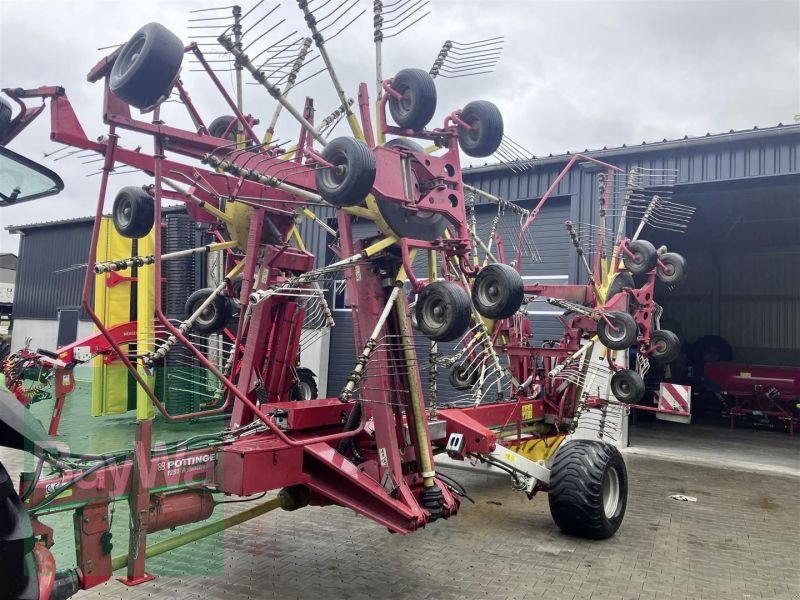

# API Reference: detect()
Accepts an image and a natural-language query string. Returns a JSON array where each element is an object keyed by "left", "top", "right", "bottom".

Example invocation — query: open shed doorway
[{"left": 627, "top": 175, "right": 800, "bottom": 464}]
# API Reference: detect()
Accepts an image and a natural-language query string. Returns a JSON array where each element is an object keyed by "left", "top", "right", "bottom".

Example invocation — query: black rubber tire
[
  {"left": 112, "top": 187, "right": 154, "bottom": 238},
  {"left": 457, "top": 101, "right": 504, "bottom": 158},
  {"left": 0, "top": 97, "right": 13, "bottom": 138},
  {"left": 388, "top": 68, "right": 437, "bottom": 131},
  {"left": 649, "top": 329, "right": 681, "bottom": 364},
  {"left": 377, "top": 138, "right": 446, "bottom": 240},
  {"left": 621, "top": 239, "right": 658, "bottom": 275},
  {"left": 605, "top": 272, "right": 634, "bottom": 302},
  {"left": 290, "top": 367, "right": 318, "bottom": 401},
  {"left": 0, "top": 341, "right": 10, "bottom": 364},
  {"left": 208, "top": 115, "right": 238, "bottom": 141},
  {"left": 657, "top": 252, "right": 686, "bottom": 285},
  {"left": 449, "top": 362, "right": 479, "bottom": 391},
  {"left": 0, "top": 461, "right": 39, "bottom": 600},
  {"left": 471, "top": 263, "right": 524, "bottom": 319},
  {"left": 597, "top": 311, "right": 638, "bottom": 350},
  {"left": 610, "top": 369, "right": 645, "bottom": 403},
  {"left": 384, "top": 137, "right": 424, "bottom": 152},
  {"left": 315, "top": 137, "right": 376, "bottom": 207},
  {"left": 415, "top": 281, "right": 471, "bottom": 342},
  {"left": 185, "top": 288, "right": 233, "bottom": 335},
  {"left": 690, "top": 334, "right": 733, "bottom": 364},
  {"left": 110, "top": 22, "right": 185, "bottom": 110},
  {"left": 548, "top": 440, "right": 628, "bottom": 540}
]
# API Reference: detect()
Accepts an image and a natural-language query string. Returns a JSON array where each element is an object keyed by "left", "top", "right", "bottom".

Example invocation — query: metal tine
[{"left": 382, "top": 1, "right": 430, "bottom": 39}]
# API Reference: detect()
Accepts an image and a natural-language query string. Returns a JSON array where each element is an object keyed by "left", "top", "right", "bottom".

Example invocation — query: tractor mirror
[{"left": 0, "top": 146, "right": 64, "bottom": 205}]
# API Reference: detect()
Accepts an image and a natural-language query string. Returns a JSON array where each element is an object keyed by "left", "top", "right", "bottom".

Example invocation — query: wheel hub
[{"left": 602, "top": 467, "right": 620, "bottom": 518}]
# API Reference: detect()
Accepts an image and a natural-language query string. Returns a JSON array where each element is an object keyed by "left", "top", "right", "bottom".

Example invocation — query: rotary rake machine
[{"left": 0, "top": 3, "right": 692, "bottom": 598}]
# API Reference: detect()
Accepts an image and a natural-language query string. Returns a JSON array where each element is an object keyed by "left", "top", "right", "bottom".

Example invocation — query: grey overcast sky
[{"left": 0, "top": 0, "right": 798, "bottom": 253}]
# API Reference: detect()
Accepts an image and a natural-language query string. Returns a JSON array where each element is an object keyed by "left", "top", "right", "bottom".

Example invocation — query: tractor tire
[
  {"left": 548, "top": 440, "right": 628, "bottom": 540},
  {"left": 290, "top": 368, "right": 318, "bottom": 401},
  {"left": 208, "top": 115, "right": 238, "bottom": 141},
  {"left": 597, "top": 311, "right": 638, "bottom": 350},
  {"left": 449, "top": 362, "right": 479, "bottom": 391},
  {"left": 610, "top": 369, "right": 645, "bottom": 404},
  {"left": 415, "top": 281, "right": 471, "bottom": 342},
  {"left": 377, "top": 138, "right": 446, "bottom": 240},
  {"left": 457, "top": 100, "right": 504, "bottom": 158},
  {"left": 657, "top": 252, "right": 686, "bottom": 285},
  {"left": 388, "top": 69, "right": 437, "bottom": 131},
  {"left": 112, "top": 187, "right": 154, "bottom": 239},
  {"left": 471, "top": 263, "right": 524, "bottom": 319},
  {"left": 0, "top": 341, "right": 10, "bottom": 365},
  {"left": 621, "top": 239, "right": 657, "bottom": 275},
  {"left": 649, "top": 329, "right": 681, "bottom": 364},
  {"left": 185, "top": 288, "right": 233, "bottom": 335},
  {"left": 110, "top": 22, "right": 185, "bottom": 110},
  {"left": 605, "top": 272, "right": 634, "bottom": 302},
  {"left": 315, "top": 137, "right": 376, "bottom": 207},
  {"left": 0, "top": 97, "right": 13, "bottom": 138},
  {"left": 0, "top": 461, "right": 39, "bottom": 600}
]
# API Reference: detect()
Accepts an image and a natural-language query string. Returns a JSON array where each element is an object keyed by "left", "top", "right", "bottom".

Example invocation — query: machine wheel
[
  {"left": 377, "top": 138, "right": 446, "bottom": 240},
  {"left": 548, "top": 440, "right": 628, "bottom": 540},
  {"left": 0, "top": 340, "right": 10, "bottom": 365},
  {"left": 208, "top": 115, "right": 238, "bottom": 141},
  {"left": 457, "top": 101, "right": 504, "bottom": 158},
  {"left": 289, "top": 368, "right": 318, "bottom": 401},
  {"left": 471, "top": 263, "right": 524, "bottom": 319},
  {"left": 449, "top": 362, "right": 479, "bottom": 390},
  {"left": 315, "top": 137, "right": 376, "bottom": 207},
  {"left": 110, "top": 22, "right": 185, "bottom": 110},
  {"left": 384, "top": 137, "right": 424, "bottom": 152},
  {"left": 0, "top": 461, "right": 39, "bottom": 600},
  {"left": 0, "top": 97, "right": 13, "bottom": 138},
  {"left": 388, "top": 68, "right": 437, "bottom": 131},
  {"left": 605, "top": 272, "right": 634, "bottom": 302},
  {"left": 185, "top": 288, "right": 233, "bottom": 334},
  {"left": 112, "top": 187, "right": 154, "bottom": 238},
  {"left": 597, "top": 311, "right": 638, "bottom": 350},
  {"left": 656, "top": 252, "right": 686, "bottom": 284},
  {"left": 621, "top": 239, "right": 657, "bottom": 275},
  {"left": 610, "top": 369, "right": 645, "bottom": 403},
  {"left": 415, "top": 281, "right": 471, "bottom": 342},
  {"left": 649, "top": 329, "right": 681, "bottom": 364}
]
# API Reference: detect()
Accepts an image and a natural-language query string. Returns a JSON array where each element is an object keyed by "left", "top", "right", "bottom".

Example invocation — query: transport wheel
[
  {"left": 110, "top": 22, "right": 185, "bottom": 110},
  {"left": 610, "top": 369, "right": 645, "bottom": 403},
  {"left": 649, "top": 329, "right": 681, "bottom": 364},
  {"left": 185, "top": 288, "right": 233, "bottom": 334},
  {"left": 376, "top": 138, "right": 446, "bottom": 240},
  {"left": 112, "top": 187, "right": 154, "bottom": 238},
  {"left": 597, "top": 311, "right": 638, "bottom": 350},
  {"left": 605, "top": 272, "right": 634, "bottom": 302},
  {"left": 315, "top": 137, "right": 376, "bottom": 207},
  {"left": 621, "top": 239, "right": 657, "bottom": 275},
  {"left": 0, "top": 340, "right": 10, "bottom": 364},
  {"left": 656, "top": 252, "right": 686, "bottom": 284},
  {"left": 471, "top": 263, "right": 524, "bottom": 319},
  {"left": 0, "top": 97, "right": 12, "bottom": 138},
  {"left": 457, "top": 101, "right": 504, "bottom": 158},
  {"left": 415, "top": 281, "right": 471, "bottom": 342},
  {"left": 290, "top": 367, "right": 318, "bottom": 401},
  {"left": 449, "top": 362, "right": 479, "bottom": 391},
  {"left": 548, "top": 440, "right": 628, "bottom": 540},
  {"left": 388, "top": 68, "right": 437, "bottom": 131},
  {"left": 0, "top": 461, "right": 39, "bottom": 600},
  {"left": 208, "top": 115, "right": 238, "bottom": 141}
]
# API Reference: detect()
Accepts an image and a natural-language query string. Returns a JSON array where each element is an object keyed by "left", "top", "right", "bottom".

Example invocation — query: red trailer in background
[{"left": 704, "top": 363, "right": 800, "bottom": 435}]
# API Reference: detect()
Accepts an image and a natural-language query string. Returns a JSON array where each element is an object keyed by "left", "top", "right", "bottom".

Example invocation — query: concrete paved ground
[
  {"left": 627, "top": 419, "right": 800, "bottom": 478},
  {"left": 2, "top": 446, "right": 798, "bottom": 600}
]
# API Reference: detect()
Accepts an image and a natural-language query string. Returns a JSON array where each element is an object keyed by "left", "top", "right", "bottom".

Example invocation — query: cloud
[{"left": 1, "top": 0, "right": 797, "bottom": 253}]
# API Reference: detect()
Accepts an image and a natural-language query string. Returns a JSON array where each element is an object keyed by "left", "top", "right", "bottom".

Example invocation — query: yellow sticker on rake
[{"left": 521, "top": 404, "right": 533, "bottom": 420}]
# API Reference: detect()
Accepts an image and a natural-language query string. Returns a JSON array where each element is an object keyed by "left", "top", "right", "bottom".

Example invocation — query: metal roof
[{"left": 466, "top": 122, "right": 800, "bottom": 174}]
